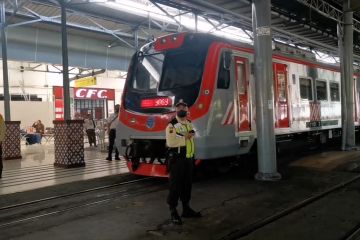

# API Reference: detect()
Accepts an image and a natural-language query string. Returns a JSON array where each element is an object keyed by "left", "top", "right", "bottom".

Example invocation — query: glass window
[
  {"left": 316, "top": 80, "right": 327, "bottom": 101},
  {"left": 236, "top": 61, "right": 245, "bottom": 94},
  {"left": 300, "top": 78, "right": 313, "bottom": 100},
  {"left": 124, "top": 35, "right": 213, "bottom": 114},
  {"left": 330, "top": 82, "right": 340, "bottom": 101},
  {"left": 132, "top": 53, "right": 164, "bottom": 91},
  {"left": 217, "top": 54, "right": 230, "bottom": 89},
  {"left": 277, "top": 72, "right": 287, "bottom": 102},
  {"left": 159, "top": 50, "right": 205, "bottom": 90}
]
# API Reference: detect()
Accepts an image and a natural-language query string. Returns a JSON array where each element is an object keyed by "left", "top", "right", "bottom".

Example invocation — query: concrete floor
[
  {"left": 1, "top": 150, "right": 360, "bottom": 240},
  {"left": 1, "top": 143, "right": 128, "bottom": 195}
]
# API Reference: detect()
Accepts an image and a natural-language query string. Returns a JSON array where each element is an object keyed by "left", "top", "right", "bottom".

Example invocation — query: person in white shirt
[
  {"left": 84, "top": 114, "right": 97, "bottom": 147},
  {"left": 106, "top": 104, "right": 120, "bottom": 161}
]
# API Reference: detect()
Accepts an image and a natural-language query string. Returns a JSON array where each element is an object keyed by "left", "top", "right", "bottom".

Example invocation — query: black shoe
[
  {"left": 170, "top": 209, "right": 182, "bottom": 225},
  {"left": 182, "top": 207, "right": 202, "bottom": 218},
  {"left": 106, "top": 157, "right": 112, "bottom": 161},
  {"left": 115, "top": 156, "right": 120, "bottom": 160}
]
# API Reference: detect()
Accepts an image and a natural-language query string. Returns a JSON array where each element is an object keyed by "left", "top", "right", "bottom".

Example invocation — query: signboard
[
  {"left": 74, "top": 88, "right": 115, "bottom": 100},
  {"left": 53, "top": 86, "right": 115, "bottom": 101},
  {"left": 256, "top": 26, "right": 271, "bottom": 36},
  {"left": 74, "top": 76, "right": 97, "bottom": 87},
  {"left": 53, "top": 86, "right": 115, "bottom": 120},
  {"left": 54, "top": 99, "right": 64, "bottom": 120},
  {"left": 53, "top": 86, "right": 75, "bottom": 120}
]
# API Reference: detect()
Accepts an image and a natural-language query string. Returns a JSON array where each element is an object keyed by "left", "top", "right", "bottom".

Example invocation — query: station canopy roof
[{"left": 5, "top": 0, "right": 360, "bottom": 65}]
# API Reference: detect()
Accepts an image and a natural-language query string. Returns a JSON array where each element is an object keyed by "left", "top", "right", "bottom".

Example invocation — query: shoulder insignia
[{"left": 169, "top": 126, "right": 174, "bottom": 133}]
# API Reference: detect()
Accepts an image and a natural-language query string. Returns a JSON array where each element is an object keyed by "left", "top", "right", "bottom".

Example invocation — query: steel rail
[
  {"left": 0, "top": 176, "right": 152, "bottom": 211},
  {"left": 0, "top": 183, "right": 165, "bottom": 228},
  {"left": 220, "top": 173, "right": 360, "bottom": 240},
  {"left": 341, "top": 223, "right": 360, "bottom": 240}
]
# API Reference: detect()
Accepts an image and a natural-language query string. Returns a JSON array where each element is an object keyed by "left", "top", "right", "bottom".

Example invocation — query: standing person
[
  {"left": 106, "top": 104, "right": 120, "bottom": 161},
  {"left": 0, "top": 113, "right": 5, "bottom": 178},
  {"left": 165, "top": 100, "right": 201, "bottom": 225},
  {"left": 84, "top": 114, "right": 97, "bottom": 147}
]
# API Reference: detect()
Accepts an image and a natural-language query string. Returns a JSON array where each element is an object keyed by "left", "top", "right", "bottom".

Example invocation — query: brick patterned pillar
[
  {"left": 53, "top": 120, "right": 85, "bottom": 168},
  {"left": 3, "top": 121, "right": 22, "bottom": 160}
]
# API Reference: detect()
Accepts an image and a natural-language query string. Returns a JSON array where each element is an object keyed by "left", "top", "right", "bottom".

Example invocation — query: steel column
[
  {"left": 252, "top": 0, "right": 281, "bottom": 181},
  {"left": 60, "top": 0, "right": 71, "bottom": 120},
  {"left": 1, "top": 0, "right": 10, "bottom": 121},
  {"left": 134, "top": 28, "right": 139, "bottom": 51},
  {"left": 342, "top": 0, "right": 355, "bottom": 149},
  {"left": 195, "top": 13, "right": 198, "bottom": 32},
  {"left": 338, "top": 24, "right": 347, "bottom": 150}
]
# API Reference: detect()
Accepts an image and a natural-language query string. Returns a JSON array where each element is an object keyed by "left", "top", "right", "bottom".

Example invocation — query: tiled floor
[{"left": 1, "top": 142, "right": 128, "bottom": 195}]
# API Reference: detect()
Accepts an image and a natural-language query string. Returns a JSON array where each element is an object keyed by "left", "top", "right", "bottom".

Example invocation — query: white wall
[
  {"left": 0, "top": 60, "right": 127, "bottom": 126},
  {"left": 96, "top": 71, "right": 126, "bottom": 104},
  {"left": 0, "top": 61, "right": 126, "bottom": 103},
  {"left": 0, "top": 101, "right": 54, "bottom": 129}
]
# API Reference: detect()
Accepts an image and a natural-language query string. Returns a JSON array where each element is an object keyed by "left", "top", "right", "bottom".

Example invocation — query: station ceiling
[
  {"left": 5, "top": 0, "right": 360, "bottom": 64},
  {"left": 154, "top": 0, "right": 360, "bottom": 62}
]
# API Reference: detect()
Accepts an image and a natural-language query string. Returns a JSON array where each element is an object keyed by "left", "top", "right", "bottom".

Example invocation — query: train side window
[
  {"left": 299, "top": 78, "right": 313, "bottom": 100},
  {"left": 316, "top": 80, "right": 327, "bottom": 101},
  {"left": 236, "top": 62, "right": 245, "bottom": 94},
  {"left": 217, "top": 53, "right": 230, "bottom": 89},
  {"left": 330, "top": 82, "right": 340, "bottom": 101},
  {"left": 277, "top": 72, "right": 287, "bottom": 102}
]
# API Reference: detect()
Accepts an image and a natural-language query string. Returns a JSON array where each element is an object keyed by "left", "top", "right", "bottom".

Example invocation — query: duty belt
[{"left": 168, "top": 146, "right": 186, "bottom": 154}]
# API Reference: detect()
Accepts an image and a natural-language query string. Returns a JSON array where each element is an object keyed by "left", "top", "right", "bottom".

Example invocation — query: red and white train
[{"left": 116, "top": 32, "right": 360, "bottom": 177}]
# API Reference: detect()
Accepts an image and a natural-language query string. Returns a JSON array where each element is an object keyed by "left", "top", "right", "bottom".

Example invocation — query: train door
[
  {"left": 234, "top": 56, "right": 250, "bottom": 131},
  {"left": 355, "top": 77, "right": 359, "bottom": 122},
  {"left": 273, "top": 63, "right": 290, "bottom": 128}
]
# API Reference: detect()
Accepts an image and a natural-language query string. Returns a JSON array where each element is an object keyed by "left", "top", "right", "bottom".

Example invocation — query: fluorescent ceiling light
[
  {"left": 102, "top": 0, "right": 252, "bottom": 43},
  {"left": 100, "top": 1, "right": 349, "bottom": 65}
]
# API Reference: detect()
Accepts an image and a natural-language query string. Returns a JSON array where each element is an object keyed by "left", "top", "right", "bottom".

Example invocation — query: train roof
[{"left": 150, "top": 32, "right": 360, "bottom": 75}]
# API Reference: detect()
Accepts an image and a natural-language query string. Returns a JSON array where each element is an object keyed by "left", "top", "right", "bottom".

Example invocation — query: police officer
[{"left": 165, "top": 100, "right": 201, "bottom": 225}]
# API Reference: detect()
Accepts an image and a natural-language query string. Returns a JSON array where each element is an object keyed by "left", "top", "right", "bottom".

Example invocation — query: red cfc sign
[{"left": 74, "top": 88, "right": 115, "bottom": 100}]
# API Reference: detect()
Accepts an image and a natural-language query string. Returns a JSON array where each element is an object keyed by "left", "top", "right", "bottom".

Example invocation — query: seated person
[
  {"left": 32, "top": 120, "right": 45, "bottom": 135},
  {"left": 32, "top": 120, "right": 45, "bottom": 143}
]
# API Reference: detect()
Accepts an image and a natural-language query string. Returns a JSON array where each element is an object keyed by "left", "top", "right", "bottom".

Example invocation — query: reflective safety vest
[{"left": 170, "top": 117, "right": 195, "bottom": 158}]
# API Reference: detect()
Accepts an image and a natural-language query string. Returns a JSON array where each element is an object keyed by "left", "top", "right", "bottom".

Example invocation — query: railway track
[
  {"left": 220, "top": 173, "right": 360, "bottom": 240},
  {"left": 0, "top": 176, "right": 151, "bottom": 211},
  {"left": 342, "top": 224, "right": 360, "bottom": 240},
  {"left": 0, "top": 176, "right": 167, "bottom": 228}
]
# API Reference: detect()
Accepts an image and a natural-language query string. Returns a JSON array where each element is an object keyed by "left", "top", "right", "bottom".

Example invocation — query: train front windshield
[{"left": 124, "top": 45, "right": 208, "bottom": 114}]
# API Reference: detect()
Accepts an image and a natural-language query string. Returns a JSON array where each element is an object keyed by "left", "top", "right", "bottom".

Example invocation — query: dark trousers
[
  {"left": 0, "top": 144, "right": 3, "bottom": 178},
  {"left": 86, "top": 129, "right": 96, "bottom": 146},
  {"left": 167, "top": 155, "right": 193, "bottom": 209},
  {"left": 108, "top": 129, "right": 119, "bottom": 158}
]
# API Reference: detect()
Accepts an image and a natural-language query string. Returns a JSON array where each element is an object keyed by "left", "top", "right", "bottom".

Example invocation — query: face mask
[{"left": 177, "top": 110, "right": 187, "bottom": 118}]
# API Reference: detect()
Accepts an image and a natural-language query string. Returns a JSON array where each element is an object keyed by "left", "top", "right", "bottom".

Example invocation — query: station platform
[
  {"left": 1, "top": 149, "right": 360, "bottom": 240},
  {"left": 1, "top": 143, "right": 128, "bottom": 195}
]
